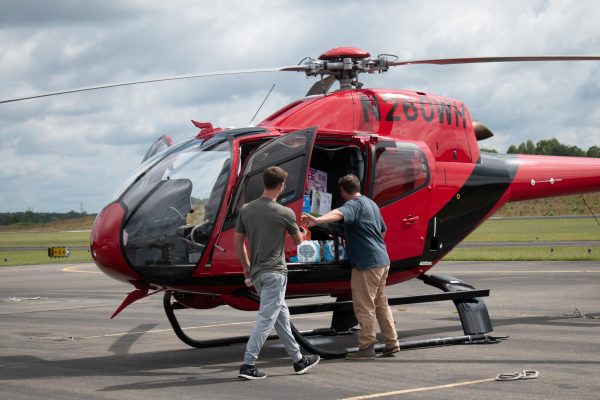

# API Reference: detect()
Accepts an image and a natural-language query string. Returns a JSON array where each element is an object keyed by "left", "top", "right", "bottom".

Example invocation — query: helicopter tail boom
[{"left": 507, "top": 154, "right": 600, "bottom": 202}]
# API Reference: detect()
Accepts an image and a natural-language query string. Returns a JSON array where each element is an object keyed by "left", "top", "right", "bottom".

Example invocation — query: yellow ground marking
[
  {"left": 338, "top": 377, "right": 496, "bottom": 400},
  {"left": 62, "top": 266, "right": 102, "bottom": 274}
]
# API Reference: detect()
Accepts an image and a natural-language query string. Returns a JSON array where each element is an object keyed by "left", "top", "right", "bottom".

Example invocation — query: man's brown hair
[
  {"left": 263, "top": 166, "right": 288, "bottom": 189},
  {"left": 338, "top": 174, "right": 361, "bottom": 194}
]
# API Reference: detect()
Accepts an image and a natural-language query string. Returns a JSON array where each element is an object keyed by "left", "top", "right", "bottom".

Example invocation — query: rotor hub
[
  {"left": 301, "top": 47, "right": 394, "bottom": 91},
  {"left": 319, "top": 47, "right": 371, "bottom": 60}
]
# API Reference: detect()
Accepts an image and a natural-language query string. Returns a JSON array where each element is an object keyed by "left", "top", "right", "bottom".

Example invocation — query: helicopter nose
[{"left": 91, "top": 202, "right": 143, "bottom": 283}]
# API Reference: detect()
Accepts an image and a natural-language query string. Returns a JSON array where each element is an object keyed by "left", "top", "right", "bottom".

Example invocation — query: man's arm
[
  {"left": 301, "top": 209, "right": 344, "bottom": 227},
  {"left": 289, "top": 225, "right": 307, "bottom": 246},
  {"left": 233, "top": 232, "right": 251, "bottom": 280}
]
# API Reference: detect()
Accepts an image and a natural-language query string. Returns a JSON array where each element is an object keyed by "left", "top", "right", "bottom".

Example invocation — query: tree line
[
  {"left": 506, "top": 138, "right": 600, "bottom": 157},
  {"left": 0, "top": 210, "right": 91, "bottom": 226}
]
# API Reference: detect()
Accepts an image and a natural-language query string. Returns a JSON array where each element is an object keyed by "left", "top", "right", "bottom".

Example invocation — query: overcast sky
[{"left": 1, "top": 0, "right": 599, "bottom": 213}]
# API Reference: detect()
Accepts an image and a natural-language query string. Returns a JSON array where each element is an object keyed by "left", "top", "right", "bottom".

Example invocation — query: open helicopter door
[
  {"left": 207, "top": 126, "right": 318, "bottom": 276},
  {"left": 368, "top": 140, "right": 433, "bottom": 271}
]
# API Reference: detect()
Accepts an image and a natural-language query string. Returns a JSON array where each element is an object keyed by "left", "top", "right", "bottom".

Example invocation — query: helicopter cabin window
[{"left": 371, "top": 142, "right": 429, "bottom": 207}]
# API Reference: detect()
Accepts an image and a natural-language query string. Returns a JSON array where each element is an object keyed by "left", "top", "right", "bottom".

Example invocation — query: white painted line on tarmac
[
  {"left": 445, "top": 270, "right": 600, "bottom": 274},
  {"left": 77, "top": 321, "right": 255, "bottom": 339},
  {"left": 338, "top": 377, "right": 496, "bottom": 400},
  {"left": 75, "top": 313, "right": 330, "bottom": 340}
]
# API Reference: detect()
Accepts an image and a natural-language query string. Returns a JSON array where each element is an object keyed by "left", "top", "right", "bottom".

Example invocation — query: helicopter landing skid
[
  {"left": 163, "top": 274, "right": 506, "bottom": 358},
  {"left": 287, "top": 273, "right": 506, "bottom": 359},
  {"left": 162, "top": 291, "right": 327, "bottom": 349}
]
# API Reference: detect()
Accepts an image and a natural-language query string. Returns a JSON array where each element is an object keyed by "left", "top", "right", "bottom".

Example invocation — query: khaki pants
[{"left": 351, "top": 265, "right": 399, "bottom": 349}]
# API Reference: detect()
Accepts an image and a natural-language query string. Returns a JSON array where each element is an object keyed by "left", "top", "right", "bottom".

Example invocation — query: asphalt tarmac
[{"left": 1, "top": 261, "right": 599, "bottom": 400}]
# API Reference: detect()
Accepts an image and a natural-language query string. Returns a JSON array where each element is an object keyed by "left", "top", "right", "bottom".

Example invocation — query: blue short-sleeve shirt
[{"left": 337, "top": 196, "right": 390, "bottom": 270}]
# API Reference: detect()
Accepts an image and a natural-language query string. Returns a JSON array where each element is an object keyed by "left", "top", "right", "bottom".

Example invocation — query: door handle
[
  {"left": 402, "top": 215, "right": 419, "bottom": 225},
  {"left": 214, "top": 244, "right": 226, "bottom": 252}
]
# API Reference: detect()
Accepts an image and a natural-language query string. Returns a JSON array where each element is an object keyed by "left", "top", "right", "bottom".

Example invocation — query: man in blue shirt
[{"left": 302, "top": 174, "right": 400, "bottom": 359}]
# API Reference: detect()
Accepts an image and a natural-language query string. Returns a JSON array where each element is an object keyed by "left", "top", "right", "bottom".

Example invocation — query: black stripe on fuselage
[{"left": 421, "top": 154, "right": 518, "bottom": 262}]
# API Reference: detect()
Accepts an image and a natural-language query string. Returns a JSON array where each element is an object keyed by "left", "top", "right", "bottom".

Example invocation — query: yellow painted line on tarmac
[
  {"left": 62, "top": 266, "right": 102, "bottom": 274},
  {"left": 339, "top": 378, "right": 496, "bottom": 400}
]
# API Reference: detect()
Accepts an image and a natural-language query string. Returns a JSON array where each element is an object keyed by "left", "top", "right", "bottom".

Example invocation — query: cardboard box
[
  {"left": 310, "top": 190, "right": 332, "bottom": 216},
  {"left": 308, "top": 168, "right": 328, "bottom": 191},
  {"left": 302, "top": 192, "right": 311, "bottom": 213}
]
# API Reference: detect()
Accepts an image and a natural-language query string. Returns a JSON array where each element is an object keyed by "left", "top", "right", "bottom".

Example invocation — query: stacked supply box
[
  {"left": 289, "top": 240, "right": 347, "bottom": 263},
  {"left": 308, "top": 168, "right": 327, "bottom": 192},
  {"left": 292, "top": 167, "right": 344, "bottom": 264},
  {"left": 306, "top": 167, "right": 332, "bottom": 216},
  {"left": 310, "top": 190, "right": 332, "bottom": 216}
]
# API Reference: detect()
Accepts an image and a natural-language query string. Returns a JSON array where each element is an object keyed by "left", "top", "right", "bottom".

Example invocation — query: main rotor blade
[
  {"left": 306, "top": 75, "right": 337, "bottom": 96},
  {"left": 0, "top": 65, "right": 307, "bottom": 104},
  {"left": 389, "top": 55, "right": 600, "bottom": 66}
]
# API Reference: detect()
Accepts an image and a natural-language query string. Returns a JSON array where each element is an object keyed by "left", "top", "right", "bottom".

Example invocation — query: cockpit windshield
[{"left": 120, "top": 138, "right": 231, "bottom": 269}]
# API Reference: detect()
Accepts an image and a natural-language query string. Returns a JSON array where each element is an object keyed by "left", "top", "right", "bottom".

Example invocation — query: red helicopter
[{"left": 5, "top": 47, "right": 600, "bottom": 356}]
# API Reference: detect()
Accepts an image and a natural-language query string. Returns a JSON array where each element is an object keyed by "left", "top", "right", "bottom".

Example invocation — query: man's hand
[
  {"left": 301, "top": 213, "right": 318, "bottom": 228},
  {"left": 299, "top": 225, "right": 307, "bottom": 237},
  {"left": 234, "top": 231, "right": 252, "bottom": 279}
]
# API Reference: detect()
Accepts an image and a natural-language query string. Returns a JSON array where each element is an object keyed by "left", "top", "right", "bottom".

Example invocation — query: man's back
[
  {"left": 338, "top": 195, "right": 390, "bottom": 269},
  {"left": 236, "top": 197, "right": 299, "bottom": 278}
]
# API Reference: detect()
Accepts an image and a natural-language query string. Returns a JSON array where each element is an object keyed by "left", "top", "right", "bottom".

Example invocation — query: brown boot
[
  {"left": 382, "top": 344, "right": 400, "bottom": 356},
  {"left": 346, "top": 344, "right": 376, "bottom": 360}
]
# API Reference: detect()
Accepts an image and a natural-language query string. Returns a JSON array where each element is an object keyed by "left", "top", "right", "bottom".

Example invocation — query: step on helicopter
[{"left": 4, "top": 47, "right": 600, "bottom": 357}]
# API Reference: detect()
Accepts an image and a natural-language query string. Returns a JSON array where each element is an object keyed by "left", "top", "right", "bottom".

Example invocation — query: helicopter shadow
[
  {"left": 0, "top": 323, "right": 329, "bottom": 391},
  {"left": 2, "top": 314, "right": 599, "bottom": 392},
  {"left": 108, "top": 324, "right": 160, "bottom": 355},
  {"left": 395, "top": 312, "right": 600, "bottom": 341}
]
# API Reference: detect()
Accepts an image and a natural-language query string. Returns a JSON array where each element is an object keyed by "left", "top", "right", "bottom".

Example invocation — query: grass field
[
  {"left": 463, "top": 217, "right": 600, "bottom": 242},
  {"left": 495, "top": 192, "right": 600, "bottom": 217},
  {"left": 0, "top": 249, "right": 93, "bottom": 266},
  {"left": 0, "top": 229, "right": 93, "bottom": 267},
  {"left": 445, "top": 246, "right": 600, "bottom": 261},
  {"left": 445, "top": 216, "right": 600, "bottom": 260},
  {"left": 0, "top": 215, "right": 96, "bottom": 233},
  {"left": 2, "top": 216, "right": 600, "bottom": 266},
  {"left": 0, "top": 230, "right": 91, "bottom": 247}
]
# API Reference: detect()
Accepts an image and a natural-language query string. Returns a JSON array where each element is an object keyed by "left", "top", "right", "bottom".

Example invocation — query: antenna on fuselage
[{"left": 249, "top": 83, "right": 276, "bottom": 126}]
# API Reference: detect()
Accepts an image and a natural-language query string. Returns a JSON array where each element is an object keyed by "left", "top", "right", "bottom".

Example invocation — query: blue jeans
[{"left": 243, "top": 272, "right": 302, "bottom": 365}]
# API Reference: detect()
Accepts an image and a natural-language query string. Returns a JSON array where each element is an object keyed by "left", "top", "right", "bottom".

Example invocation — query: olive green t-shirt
[{"left": 235, "top": 197, "right": 299, "bottom": 279}]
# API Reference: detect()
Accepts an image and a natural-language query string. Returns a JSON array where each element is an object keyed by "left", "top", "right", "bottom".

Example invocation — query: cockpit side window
[
  {"left": 122, "top": 139, "right": 232, "bottom": 269},
  {"left": 371, "top": 142, "right": 429, "bottom": 206}
]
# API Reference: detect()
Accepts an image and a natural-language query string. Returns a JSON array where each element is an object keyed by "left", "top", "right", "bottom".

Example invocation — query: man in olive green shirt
[{"left": 235, "top": 166, "right": 320, "bottom": 380}]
